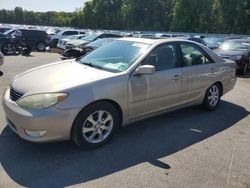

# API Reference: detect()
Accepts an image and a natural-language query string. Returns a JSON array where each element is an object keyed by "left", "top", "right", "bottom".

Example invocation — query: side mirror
[{"left": 134, "top": 65, "right": 155, "bottom": 75}]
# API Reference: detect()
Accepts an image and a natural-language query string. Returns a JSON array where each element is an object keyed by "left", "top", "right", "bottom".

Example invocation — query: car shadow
[
  {"left": 238, "top": 71, "right": 250, "bottom": 79},
  {"left": 0, "top": 101, "right": 249, "bottom": 187}
]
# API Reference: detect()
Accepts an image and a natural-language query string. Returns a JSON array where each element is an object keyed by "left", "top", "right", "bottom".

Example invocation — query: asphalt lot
[{"left": 0, "top": 52, "right": 250, "bottom": 188}]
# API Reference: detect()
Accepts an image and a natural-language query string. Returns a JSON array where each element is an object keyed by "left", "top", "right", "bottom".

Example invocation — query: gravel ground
[{"left": 0, "top": 52, "right": 250, "bottom": 188}]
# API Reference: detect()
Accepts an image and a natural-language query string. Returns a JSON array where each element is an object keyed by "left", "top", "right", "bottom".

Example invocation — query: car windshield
[
  {"left": 82, "top": 34, "right": 97, "bottom": 42},
  {"left": 0, "top": 33, "right": 6, "bottom": 37},
  {"left": 220, "top": 41, "right": 250, "bottom": 51},
  {"left": 4, "top": 29, "right": 15, "bottom": 35},
  {"left": 65, "top": 35, "right": 80, "bottom": 40},
  {"left": 80, "top": 40, "right": 149, "bottom": 73}
]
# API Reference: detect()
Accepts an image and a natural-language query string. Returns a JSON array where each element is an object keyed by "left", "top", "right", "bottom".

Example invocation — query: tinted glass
[
  {"left": 86, "top": 38, "right": 114, "bottom": 48},
  {"left": 142, "top": 44, "right": 177, "bottom": 71},
  {"left": 62, "top": 31, "right": 78, "bottom": 36},
  {"left": 82, "top": 34, "right": 97, "bottom": 42},
  {"left": 180, "top": 43, "right": 212, "bottom": 66}
]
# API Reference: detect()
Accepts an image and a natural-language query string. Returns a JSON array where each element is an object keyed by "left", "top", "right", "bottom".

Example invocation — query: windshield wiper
[{"left": 81, "top": 61, "right": 104, "bottom": 70}]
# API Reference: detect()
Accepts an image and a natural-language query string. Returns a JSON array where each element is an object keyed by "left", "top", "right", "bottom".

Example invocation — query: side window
[
  {"left": 62, "top": 31, "right": 78, "bottom": 36},
  {"left": 180, "top": 43, "right": 212, "bottom": 66},
  {"left": 142, "top": 44, "right": 178, "bottom": 71}
]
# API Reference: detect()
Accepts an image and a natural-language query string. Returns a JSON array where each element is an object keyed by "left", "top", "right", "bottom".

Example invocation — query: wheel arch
[
  {"left": 71, "top": 99, "right": 123, "bottom": 136},
  {"left": 214, "top": 81, "right": 223, "bottom": 96}
]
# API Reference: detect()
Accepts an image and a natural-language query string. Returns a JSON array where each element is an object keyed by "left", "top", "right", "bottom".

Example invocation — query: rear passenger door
[{"left": 180, "top": 42, "right": 219, "bottom": 103}]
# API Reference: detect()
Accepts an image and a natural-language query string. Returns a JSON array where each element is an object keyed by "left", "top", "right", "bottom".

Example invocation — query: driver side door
[{"left": 128, "top": 43, "right": 183, "bottom": 120}]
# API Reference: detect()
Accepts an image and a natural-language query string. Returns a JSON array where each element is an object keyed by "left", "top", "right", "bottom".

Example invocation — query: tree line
[{"left": 0, "top": 0, "right": 249, "bottom": 34}]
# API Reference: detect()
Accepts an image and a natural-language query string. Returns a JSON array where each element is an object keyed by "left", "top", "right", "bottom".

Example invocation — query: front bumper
[
  {"left": 2, "top": 88, "right": 80, "bottom": 143},
  {"left": 57, "top": 43, "right": 66, "bottom": 50}
]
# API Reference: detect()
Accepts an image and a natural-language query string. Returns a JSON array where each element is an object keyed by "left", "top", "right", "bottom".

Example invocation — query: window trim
[
  {"left": 177, "top": 41, "right": 215, "bottom": 67},
  {"left": 141, "top": 42, "right": 181, "bottom": 72}
]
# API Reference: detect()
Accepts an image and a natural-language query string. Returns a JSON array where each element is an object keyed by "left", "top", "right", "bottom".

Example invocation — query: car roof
[{"left": 117, "top": 37, "right": 196, "bottom": 45}]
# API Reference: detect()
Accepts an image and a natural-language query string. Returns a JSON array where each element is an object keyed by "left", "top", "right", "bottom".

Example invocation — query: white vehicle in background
[
  {"left": 50, "top": 30, "right": 86, "bottom": 47},
  {"left": 57, "top": 34, "right": 86, "bottom": 50}
]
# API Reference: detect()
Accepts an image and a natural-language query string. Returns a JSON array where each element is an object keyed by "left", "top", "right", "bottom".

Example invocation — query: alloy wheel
[
  {"left": 3, "top": 44, "right": 16, "bottom": 55},
  {"left": 208, "top": 85, "right": 219, "bottom": 107},
  {"left": 82, "top": 110, "right": 114, "bottom": 144}
]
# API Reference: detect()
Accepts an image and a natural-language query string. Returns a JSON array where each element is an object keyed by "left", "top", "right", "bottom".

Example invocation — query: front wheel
[
  {"left": 1, "top": 43, "right": 16, "bottom": 55},
  {"left": 72, "top": 101, "right": 120, "bottom": 149},
  {"left": 202, "top": 83, "right": 221, "bottom": 111}
]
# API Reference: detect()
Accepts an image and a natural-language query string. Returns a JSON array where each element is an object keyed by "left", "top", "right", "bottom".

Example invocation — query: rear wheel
[
  {"left": 36, "top": 42, "right": 46, "bottom": 51},
  {"left": 202, "top": 83, "right": 221, "bottom": 111},
  {"left": 72, "top": 101, "right": 120, "bottom": 149},
  {"left": 1, "top": 43, "right": 16, "bottom": 55}
]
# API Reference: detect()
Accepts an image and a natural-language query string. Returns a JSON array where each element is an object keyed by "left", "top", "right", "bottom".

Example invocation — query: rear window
[
  {"left": 20, "top": 30, "right": 47, "bottom": 38},
  {"left": 62, "top": 31, "right": 78, "bottom": 36}
]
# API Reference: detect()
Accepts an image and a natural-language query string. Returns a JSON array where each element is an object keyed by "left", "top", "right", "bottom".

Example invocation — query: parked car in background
[
  {"left": 50, "top": 30, "right": 86, "bottom": 48},
  {"left": 4, "top": 29, "right": 50, "bottom": 51},
  {"left": 0, "top": 32, "right": 15, "bottom": 55},
  {"left": 57, "top": 34, "right": 86, "bottom": 50},
  {"left": 0, "top": 51, "right": 4, "bottom": 76},
  {"left": 178, "top": 37, "right": 207, "bottom": 46},
  {"left": 3, "top": 38, "right": 236, "bottom": 148},
  {"left": 155, "top": 33, "right": 172, "bottom": 38},
  {"left": 204, "top": 37, "right": 225, "bottom": 49},
  {"left": 155, "top": 33, "right": 188, "bottom": 38},
  {"left": 138, "top": 33, "right": 158, "bottom": 39},
  {"left": 61, "top": 38, "right": 115, "bottom": 60},
  {"left": 216, "top": 39, "right": 250, "bottom": 75},
  {"left": 65, "top": 33, "right": 122, "bottom": 49},
  {"left": 0, "top": 27, "right": 12, "bottom": 33}
]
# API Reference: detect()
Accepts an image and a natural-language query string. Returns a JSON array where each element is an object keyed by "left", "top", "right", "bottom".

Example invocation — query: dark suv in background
[{"left": 2, "top": 29, "right": 50, "bottom": 54}]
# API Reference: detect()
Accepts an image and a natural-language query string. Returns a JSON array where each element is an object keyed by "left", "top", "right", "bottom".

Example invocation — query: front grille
[{"left": 10, "top": 87, "right": 23, "bottom": 101}]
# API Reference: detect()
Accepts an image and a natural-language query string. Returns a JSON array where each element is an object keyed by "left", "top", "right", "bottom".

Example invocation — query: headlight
[
  {"left": 230, "top": 55, "right": 242, "bottom": 61},
  {"left": 17, "top": 93, "right": 68, "bottom": 109}
]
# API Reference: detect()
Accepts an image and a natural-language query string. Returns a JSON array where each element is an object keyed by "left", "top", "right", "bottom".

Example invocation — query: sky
[{"left": 0, "top": 0, "right": 85, "bottom": 12}]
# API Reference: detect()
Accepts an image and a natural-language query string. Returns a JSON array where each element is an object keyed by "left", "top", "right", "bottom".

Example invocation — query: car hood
[
  {"left": 11, "top": 60, "right": 115, "bottom": 94},
  {"left": 216, "top": 50, "right": 246, "bottom": 57},
  {"left": 62, "top": 38, "right": 71, "bottom": 42},
  {"left": 67, "top": 39, "right": 88, "bottom": 46}
]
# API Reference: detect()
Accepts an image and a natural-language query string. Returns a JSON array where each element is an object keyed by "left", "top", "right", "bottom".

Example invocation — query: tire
[
  {"left": 36, "top": 42, "right": 46, "bottom": 51},
  {"left": 1, "top": 43, "right": 16, "bottom": 55},
  {"left": 238, "top": 63, "right": 248, "bottom": 75},
  {"left": 202, "top": 83, "right": 221, "bottom": 111},
  {"left": 72, "top": 101, "right": 120, "bottom": 149},
  {"left": 22, "top": 46, "right": 32, "bottom": 56},
  {"left": 50, "top": 39, "right": 59, "bottom": 48}
]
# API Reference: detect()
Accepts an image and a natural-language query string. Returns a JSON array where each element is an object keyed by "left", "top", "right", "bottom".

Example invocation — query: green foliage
[
  {"left": 0, "top": 0, "right": 249, "bottom": 34},
  {"left": 0, "top": 7, "right": 75, "bottom": 27}
]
